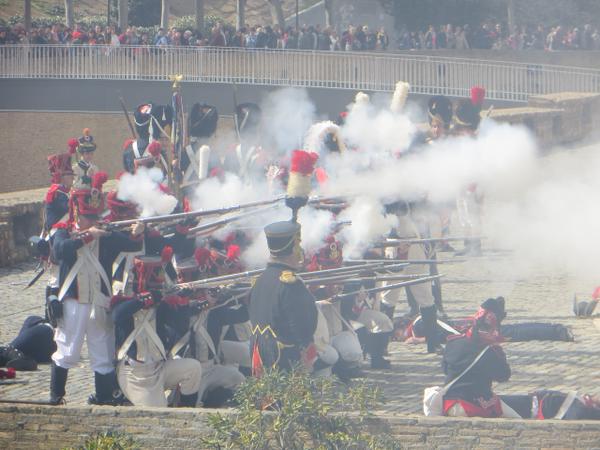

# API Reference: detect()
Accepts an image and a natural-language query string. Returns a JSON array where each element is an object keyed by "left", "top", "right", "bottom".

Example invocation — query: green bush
[
  {"left": 63, "top": 431, "right": 139, "bottom": 450},
  {"left": 202, "top": 368, "right": 399, "bottom": 450}
]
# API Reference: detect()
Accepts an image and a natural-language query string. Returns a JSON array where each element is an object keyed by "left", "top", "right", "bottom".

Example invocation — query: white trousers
[
  {"left": 331, "top": 331, "right": 362, "bottom": 364},
  {"left": 196, "top": 363, "right": 246, "bottom": 405},
  {"left": 404, "top": 244, "right": 434, "bottom": 308},
  {"left": 357, "top": 309, "right": 393, "bottom": 334},
  {"left": 220, "top": 339, "right": 251, "bottom": 368},
  {"left": 52, "top": 299, "right": 114, "bottom": 374},
  {"left": 117, "top": 358, "right": 202, "bottom": 407}
]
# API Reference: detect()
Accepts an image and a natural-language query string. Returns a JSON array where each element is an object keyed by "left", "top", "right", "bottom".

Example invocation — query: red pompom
[
  {"left": 122, "top": 139, "right": 135, "bottom": 151},
  {"left": 471, "top": 86, "right": 486, "bottom": 107},
  {"left": 592, "top": 286, "right": 600, "bottom": 300},
  {"left": 161, "top": 245, "right": 173, "bottom": 264},
  {"left": 290, "top": 150, "right": 319, "bottom": 176},
  {"left": 226, "top": 244, "right": 241, "bottom": 261},
  {"left": 194, "top": 247, "right": 212, "bottom": 266},
  {"left": 146, "top": 141, "right": 162, "bottom": 157},
  {"left": 67, "top": 138, "right": 79, "bottom": 155},
  {"left": 91, "top": 172, "right": 109, "bottom": 190}
]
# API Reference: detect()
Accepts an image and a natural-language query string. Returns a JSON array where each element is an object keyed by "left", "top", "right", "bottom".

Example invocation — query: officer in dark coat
[{"left": 249, "top": 221, "right": 318, "bottom": 375}]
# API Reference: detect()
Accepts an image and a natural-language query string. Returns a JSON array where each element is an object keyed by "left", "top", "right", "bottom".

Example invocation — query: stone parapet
[
  {"left": 1, "top": 404, "right": 599, "bottom": 449},
  {"left": 528, "top": 92, "right": 600, "bottom": 144}
]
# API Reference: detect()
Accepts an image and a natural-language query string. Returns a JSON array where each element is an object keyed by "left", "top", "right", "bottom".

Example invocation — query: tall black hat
[
  {"left": 454, "top": 99, "right": 482, "bottom": 131},
  {"left": 264, "top": 221, "right": 300, "bottom": 257},
  {"left": 427, "top": 95, "right": 453, "bottom": 129},
  {"left": 235, "top": 102, "right": 262, "bottom": 137},
  {"left": 188, "top": 103, "right": 218, "bottom": 138}
]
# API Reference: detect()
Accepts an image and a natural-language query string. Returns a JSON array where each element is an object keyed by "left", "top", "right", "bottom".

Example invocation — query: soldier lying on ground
[{"left": 397, "top": 297, "right": 574, "bottom": 344}]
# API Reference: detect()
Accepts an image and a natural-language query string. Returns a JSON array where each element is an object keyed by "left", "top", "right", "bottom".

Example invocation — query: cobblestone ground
[{"left": 1, "top": 254, "right": 597, "bottom": 414}]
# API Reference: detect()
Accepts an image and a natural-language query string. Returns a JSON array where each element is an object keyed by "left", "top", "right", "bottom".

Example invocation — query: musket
[
  {"left": 374, "top": 236, "right": 484, "bottom": 247},
  {"left": 170, "top": 261, "right": 396, "bottom": 292},
  {"left": 344, "top": 258, "right": 467, "bottom": 265},
  {"left": 118, "top": 96, "right": 137, "bottom": 139},
  {"left": 328, "top": 274, "right": 444, "bottom": 301},
  {"left": 102, "top": 197, "right": 285, "bottom": 231},
  {"left": 188, "top": 204, "right": 282, "bottom": 235}
]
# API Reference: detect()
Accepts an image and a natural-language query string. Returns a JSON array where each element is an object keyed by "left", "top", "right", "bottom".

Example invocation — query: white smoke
[
  {"left": 191, "top": 172, "right": 271, "bottom": 211},
  {"left": 117, "top": 167, "right": 177, "bottom": 217},
  {"left": 338, "top": 197, "right": 398, "bottom": 258},
  {"left": 483, "top": 140, "right": 600, "bottom": 284},
  {"left": 298, "top": 207, "right": 336, "bottom": 254},
  {"left": 260, "top": 87, "right": 317, "bottom": 155}
]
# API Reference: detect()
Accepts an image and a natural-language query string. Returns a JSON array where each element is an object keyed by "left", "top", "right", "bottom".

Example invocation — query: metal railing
[{"left": 1, "top": 44, "right": 600, "bottom": 102}]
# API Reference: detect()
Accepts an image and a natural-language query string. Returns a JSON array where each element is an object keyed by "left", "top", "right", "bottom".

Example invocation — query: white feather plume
[{"left": 390, "top": 81, "right": 410, "bottom": 113}]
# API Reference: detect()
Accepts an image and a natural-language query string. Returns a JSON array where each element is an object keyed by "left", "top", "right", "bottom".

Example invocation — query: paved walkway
[{"left": 1, "top": 253, "right": 597, "bottom": 414}]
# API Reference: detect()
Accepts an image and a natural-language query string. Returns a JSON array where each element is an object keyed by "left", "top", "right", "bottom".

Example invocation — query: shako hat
[{"left": 265, "top": 221, "right": 301, "bottom": 257}]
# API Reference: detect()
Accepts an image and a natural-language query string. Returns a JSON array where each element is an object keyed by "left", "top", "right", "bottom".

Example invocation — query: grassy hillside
[{"left": 1, "top": 0, "right": 318, "bottom": 28}]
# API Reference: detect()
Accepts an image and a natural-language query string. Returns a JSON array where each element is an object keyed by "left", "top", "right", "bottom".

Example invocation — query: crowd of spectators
[
  {"left": 0, "top": 21, "right": 390, "bottom": 51},
  {"left": 2, "top": 19, "right": 600, "bottom": 52},
  {"left": 399, "top": 22, "right": 600, "bottom": 51}
]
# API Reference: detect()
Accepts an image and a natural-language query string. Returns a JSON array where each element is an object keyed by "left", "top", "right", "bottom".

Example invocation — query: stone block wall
[
  {"left": 1, "top": 405, "right": 600, "bottom": 449},
  {"left": 528, "top": 92, "right": 600, "bottom": 144},
  {"left": 486, "top": 107, "right": 563, "bottom": 150}
]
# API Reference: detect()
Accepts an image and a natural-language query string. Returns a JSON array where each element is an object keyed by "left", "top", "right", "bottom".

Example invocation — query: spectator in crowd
[{"left": 2, "top": 19, "right": 600, "bottom": 52}]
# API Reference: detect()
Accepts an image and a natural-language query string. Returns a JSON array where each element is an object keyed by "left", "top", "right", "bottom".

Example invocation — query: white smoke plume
[
  {"left": 117, "top": 167, "right": 177, "bottom": 217},
  {"left": 298, "top": 207, "right": 336, "bottom": 254},
  {"left": 191, "top": 172, "right": 271, "bottom": 211},
  {"left": 483, "top": 140, "right": 600, "bottom": 285},
  {"left": 260, "top": 87, "right": 317, "bottom": 154},
  {"left": 338, "top": 197, "right": 398, "bottom": 258}
]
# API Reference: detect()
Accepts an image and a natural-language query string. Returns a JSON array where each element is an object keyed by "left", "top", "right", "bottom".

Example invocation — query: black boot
[
  {"left": 405, "top": 288, "right": 420, "bottom": 318},
  {"left": 0, "top": 346, "right": 37, "bottom": 371},
  {"left": 332, "top": 358, "right": 364, "bottom": 383},
  {"left": 368, "top": 332, "right": 392, "bottom": 369},
  {"left": 49, "top": 363, "right": 68, "bottom": 405},
  {"left": 421, "top": 305, "right": 442, "bottom": 354},
  {"left": 89, "top": 371, "right": 120, "bottom": 406},
  {"left": 179, "top": 392, "right": 199, "bottom": 407}
]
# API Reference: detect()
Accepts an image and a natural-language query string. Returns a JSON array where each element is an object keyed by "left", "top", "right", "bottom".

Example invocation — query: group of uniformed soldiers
[{"left": 5, "top": 82, "right": 595, "bottom": 420}]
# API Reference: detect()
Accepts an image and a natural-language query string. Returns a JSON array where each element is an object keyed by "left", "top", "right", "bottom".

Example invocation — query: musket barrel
[
  {"left": 344, "top": 259, "right": 465, "bottom": 265},
  {"left": 332, "top": 274, "right": 444, "bottom": 300}
]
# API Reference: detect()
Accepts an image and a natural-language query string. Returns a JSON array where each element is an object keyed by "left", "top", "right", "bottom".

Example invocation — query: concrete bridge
[{"left": 1, "top": 45, "right": 600, "bottom": 103}]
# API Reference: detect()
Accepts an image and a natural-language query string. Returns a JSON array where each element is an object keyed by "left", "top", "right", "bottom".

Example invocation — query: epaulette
[{"left": 279, "top": 270, "right": 297, "bottom": 284}]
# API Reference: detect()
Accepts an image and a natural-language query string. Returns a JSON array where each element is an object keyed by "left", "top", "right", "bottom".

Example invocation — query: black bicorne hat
[{"left": 189, "top": 103, "right": 218, "bottom": 138}]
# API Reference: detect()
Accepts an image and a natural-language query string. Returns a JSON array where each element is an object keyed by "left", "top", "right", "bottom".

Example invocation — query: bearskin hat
[
  {"left": 235, "top": 103, "right": 261, "bottom": 138},
  {"left": 150, "top": 104, "right": 174, "bottom": 139},
  {"left": 428, "top": 95, "right": 453, "bottom": 129},
  {"left": 454, "top": 99, "right": 482, "bottom": 131},
  {"left": 188, "top": 103, "right": 218, "bottom": 138},
  {"left": 134, "top": 103, "right": 154, "bottom": 141}
]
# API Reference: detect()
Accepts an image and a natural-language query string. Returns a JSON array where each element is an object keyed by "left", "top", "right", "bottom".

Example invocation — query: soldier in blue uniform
[{"left": 249, "top": 221, "right": 318, "bottom": 375}]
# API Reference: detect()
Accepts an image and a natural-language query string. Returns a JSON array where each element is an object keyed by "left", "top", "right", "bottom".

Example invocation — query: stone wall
[
  {"left": 0, "top": 112, "right": 235, "bottom": 194},
  {"left": 1, "top": 404, "right": 600, "bottom": 449}
]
